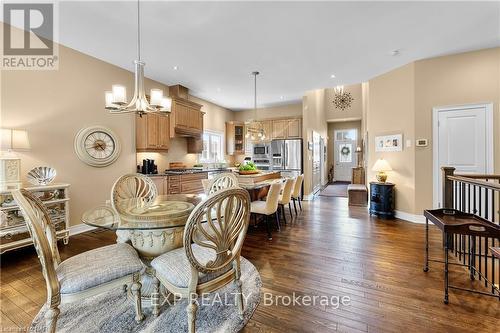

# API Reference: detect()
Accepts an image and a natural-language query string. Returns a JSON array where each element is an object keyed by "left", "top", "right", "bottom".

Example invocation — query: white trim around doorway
[{"left": 432, "top": 102, "right": 494, "bottom": 208}]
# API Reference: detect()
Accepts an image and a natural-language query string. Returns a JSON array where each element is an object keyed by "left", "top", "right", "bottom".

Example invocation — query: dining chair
[
  {"left": 12, "top": 189, "right": 145, "bottom": 333},
  {"left": 291, "top": 174, "right": 304, "bottom": 214},
  {"left": 250, "top": 182, "right": 282, "bottom": 240},
  {"left": 111, "top": 174, "right": 158, "bottom": 243},
  {"left": 278, "top": 178, "right": 296, "bottom": 224},
  {"left": 205, "top": 172, "right": 239, "bottom": 195},
  {"left": 150, "top": 187, "right": 251, "bottom": 333}
]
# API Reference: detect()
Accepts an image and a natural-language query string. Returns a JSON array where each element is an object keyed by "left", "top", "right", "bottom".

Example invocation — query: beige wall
[
  {"left": 327, "top": 120, "right": 362, "bottom": 172},
  {"left": 1, "top": 43, "right": 166, "bottom": 227},
  {"left": 325, "top": 84, "right": 363, "bottom": 122},
  {"left": 232, "top": 102, "right": 302, "bottom": 122},
  {"left": 414, "top": 47, "right": 500, "bottom": 213},
  {"left": 365, "top": 47, "right": 500, "bottom": 216},
  {"left": 367, "top": 63, "right": 416, "bottom": 214},
  {"left": 302, "top": 89, "right": 328, "bottom": 196}
]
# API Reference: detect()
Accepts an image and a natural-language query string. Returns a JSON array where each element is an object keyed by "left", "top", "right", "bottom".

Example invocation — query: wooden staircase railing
[{"left": 441, "top": 166, "right": 500, "bottom": 297}]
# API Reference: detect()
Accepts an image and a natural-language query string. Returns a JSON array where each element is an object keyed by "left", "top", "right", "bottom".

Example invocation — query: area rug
[
  {"left": 319, "top": 182, "right": 349, "bottom": 197},
  {"left": 31, "top": 257, "right": 261, "bottom": 333}
]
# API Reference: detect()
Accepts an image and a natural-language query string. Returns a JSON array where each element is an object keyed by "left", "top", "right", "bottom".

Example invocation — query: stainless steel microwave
[{"left": 253, "top": 144, "right": 270, "bottom": 156}]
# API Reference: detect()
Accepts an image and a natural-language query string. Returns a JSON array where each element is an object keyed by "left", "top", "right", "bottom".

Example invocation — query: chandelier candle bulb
[
  {"left": 105, "top": 91, "right": 115, "bottom": 109},
  {"left": 112, "top": 85, "right": 127, "bottom": 105},
  {"left": 150, "top": 89, "right": 163, "bottom": 106}
]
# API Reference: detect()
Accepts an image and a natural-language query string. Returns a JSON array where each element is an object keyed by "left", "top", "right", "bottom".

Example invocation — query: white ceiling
[{"left": 54, "top": 1, "right": 500, "bottom": 110}]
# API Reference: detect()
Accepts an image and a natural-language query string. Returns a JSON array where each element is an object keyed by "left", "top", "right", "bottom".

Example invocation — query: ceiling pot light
[
  {"left": 330, "top": 74, "right": 336, "bottom": 78},
  {"left": 104, "top": 0, "right": 170, "bottom": 115}
]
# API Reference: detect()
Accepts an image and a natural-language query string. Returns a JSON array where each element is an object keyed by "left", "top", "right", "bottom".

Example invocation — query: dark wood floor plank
[{"left": 1, "top": 196, "right": 499, "bottom": 333}]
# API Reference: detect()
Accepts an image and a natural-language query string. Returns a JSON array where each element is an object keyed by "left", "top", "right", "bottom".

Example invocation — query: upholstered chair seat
[
  {"left": 57, "top": 243, "right": 144, "bottom": 294},
  {"left": 151, "top": 244, "right": 231, "bottom": 288},
  {"left": 250, "top": 200, "right": 274, "bottom": 215}
]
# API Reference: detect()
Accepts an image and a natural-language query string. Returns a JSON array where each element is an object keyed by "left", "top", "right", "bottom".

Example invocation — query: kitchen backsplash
[{"left": 136, "top": 138, "right": 236, "bottom": 172}]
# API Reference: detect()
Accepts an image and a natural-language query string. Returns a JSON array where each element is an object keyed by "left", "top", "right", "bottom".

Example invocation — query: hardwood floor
[{"left": 1, "top": 196, "right": 499, "bottom": 332}]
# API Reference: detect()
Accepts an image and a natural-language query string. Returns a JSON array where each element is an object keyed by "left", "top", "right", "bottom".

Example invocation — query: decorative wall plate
[
  {"left": 27, "top": 166, "right": 57, "bottom": 185},
  {"left": 74, "top": 126, "right": 121, "bottom": 167}
]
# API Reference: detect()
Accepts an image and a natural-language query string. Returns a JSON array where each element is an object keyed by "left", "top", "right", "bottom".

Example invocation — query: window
[
  {"left": 200, "top": 131, "right": 224, "bottom": 163},
  {"left": 335, "top": 129, "right": 357, "bottom": 141}
]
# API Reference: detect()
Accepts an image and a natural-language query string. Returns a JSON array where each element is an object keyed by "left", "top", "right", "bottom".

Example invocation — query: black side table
[{"left": 369, "top": 182, "right": 395, "bottom": 219}]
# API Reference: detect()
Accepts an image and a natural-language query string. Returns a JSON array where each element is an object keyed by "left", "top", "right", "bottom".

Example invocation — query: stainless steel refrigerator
[{"left": 271, "top": 139, "right": 303, "bottom": 178}]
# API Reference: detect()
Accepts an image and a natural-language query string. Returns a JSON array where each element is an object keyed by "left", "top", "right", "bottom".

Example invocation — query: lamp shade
[
  {"left": 1, "top": 129, "right": 31, "bottom": 151},
  {"left": 372, "top": 158, "right": 392, "bottom": 172}
]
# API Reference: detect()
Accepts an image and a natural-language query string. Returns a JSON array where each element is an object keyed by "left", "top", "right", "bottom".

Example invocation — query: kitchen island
[{"left": 234, "top": 171, "right": 283, "bottom": 201}]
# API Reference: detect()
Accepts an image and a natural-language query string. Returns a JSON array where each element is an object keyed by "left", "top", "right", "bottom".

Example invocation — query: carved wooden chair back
[
  {"left": 111, "top": 174, "right": 158, "bottom": 211},
  {"left": 206, "top": 173, "right": 239, "bottom": 195},
  {"left": 280, "top": 178, "right": 296, "bottom": 204},
  {"left": 11, "top": 189, "right": 61, "bottom": 307},
  {"left": 183, "top": 187, "right": 251, "bottom": 276},
  {"left": 292, "top": 174, "right": 304, "bottom": 198}
]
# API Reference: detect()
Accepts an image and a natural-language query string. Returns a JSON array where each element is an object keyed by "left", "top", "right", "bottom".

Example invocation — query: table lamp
[
  {"left": 355, "top": 146, "right": 362, "bottom": 167},
  {"left": 372, "top": 158, "right": 392, "bottom": 183},
  {"left": 1, "top": 129, "right": 31, "bottom": 190}
]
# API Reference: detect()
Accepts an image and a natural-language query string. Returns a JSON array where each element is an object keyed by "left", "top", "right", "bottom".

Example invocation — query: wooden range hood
[{"left": 168, "top": 85, "right": 204, "bottom": 139}]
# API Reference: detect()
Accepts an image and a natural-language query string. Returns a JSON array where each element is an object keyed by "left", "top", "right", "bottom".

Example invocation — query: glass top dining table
[{"left": 81, "top": 194, "right": 206, "bottom": 231}]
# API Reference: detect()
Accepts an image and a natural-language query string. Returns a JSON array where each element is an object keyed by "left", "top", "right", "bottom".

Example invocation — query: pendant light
[
  {"left": 104, "top": 0, "right": 171, "bottom": 115},
  {"left": 245, "top": 71, "right": 266, "bottom": 141}
]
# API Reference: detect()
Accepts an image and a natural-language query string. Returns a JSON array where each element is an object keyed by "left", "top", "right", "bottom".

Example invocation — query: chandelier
[
  {"left": 104, "top": 0, "right": 171, "bottom": 115},
  {"left": 333, "top": 85, "right": 354, "bottom": 111},
  {"left": 245, "top": 71, "right": 266, "bottom": 141}
]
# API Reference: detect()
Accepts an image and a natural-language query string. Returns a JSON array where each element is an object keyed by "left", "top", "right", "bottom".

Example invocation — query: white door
[
  {"left": 433, "top": 103, "right": 493, "bottom": 207},
  {"left": 334, "top": 129, "right": 357, "bottom": 182}
]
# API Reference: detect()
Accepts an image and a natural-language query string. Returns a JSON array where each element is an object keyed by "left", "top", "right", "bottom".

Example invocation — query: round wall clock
[{"left": 74, "top": 126, "right": 121, "bottom": 167}]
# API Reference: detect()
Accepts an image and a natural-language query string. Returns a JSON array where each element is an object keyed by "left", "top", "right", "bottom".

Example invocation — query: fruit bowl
[{"left": 238, "top": 170, "right": 260, "bottom": 175}]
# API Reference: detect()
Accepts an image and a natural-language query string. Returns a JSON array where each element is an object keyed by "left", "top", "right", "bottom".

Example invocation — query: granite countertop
[{"left": 143, "top": 168, "right": 230, "bottom": 177}]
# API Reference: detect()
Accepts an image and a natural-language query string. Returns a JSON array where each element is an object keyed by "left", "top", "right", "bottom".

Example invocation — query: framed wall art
[{"left": 375, "top": 134, "right": 403, "bottom": 152}]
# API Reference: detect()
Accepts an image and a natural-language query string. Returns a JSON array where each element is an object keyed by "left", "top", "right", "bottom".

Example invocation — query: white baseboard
[
  {"left": 394, "top": 210, "right": 426, "bottom": 224},
  {"left": 69, "top": 223, "right": 97, "bottom": 236}
]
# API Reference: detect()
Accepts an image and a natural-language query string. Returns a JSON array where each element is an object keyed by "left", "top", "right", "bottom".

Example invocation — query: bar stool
[
  {"left": 250, "top": 182, "right": 282, "bottom": 240},
  {"left": 278, "top": 178, "right": 296, "bottom": 224},
  {"left": 291, "top": 174, "right": 304, "bottom": 214}
]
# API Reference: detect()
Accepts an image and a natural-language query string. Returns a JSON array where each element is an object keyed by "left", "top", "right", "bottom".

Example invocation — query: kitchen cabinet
[
  {"left": 136, "top": 113, "right": 170, "bottom": 152},
  {"left": 150, "top": 176, "right": 166, "bottom": 195},
  {"left": 272, "top": 120, "right": 287, "bottom": 139},
  {"left": 166, "top": 173, "right": 207, "bottom": 194},
  {"left": 226, "top": 121, "right": 245, "bottom": 155},
  {"left": 271, "top": 118, "right": 301, "bottom": 139},
  {"left": 169, "top": 98, "right": 204, "bottom": 138},
  {"left": 261, "top": 120, "right": 272, "bottom": 138},
  {"left": 286, "top": 118, "right": 302, "bottom": 138}
]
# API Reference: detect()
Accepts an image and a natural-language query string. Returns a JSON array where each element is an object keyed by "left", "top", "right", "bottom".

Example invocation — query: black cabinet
[{"left": 369, "top": 182, "right": 395, "bottom": 219}]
